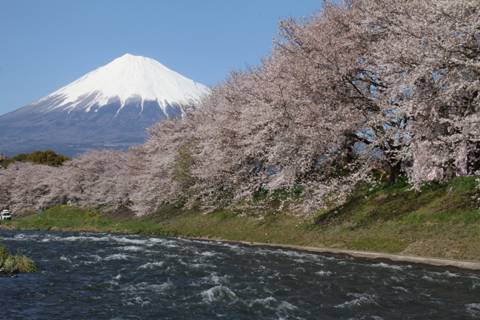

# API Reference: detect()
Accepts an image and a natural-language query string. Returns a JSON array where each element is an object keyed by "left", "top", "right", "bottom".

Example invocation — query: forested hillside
[{"left": 1, "top": 0, "right": 479, "bottom": 217}]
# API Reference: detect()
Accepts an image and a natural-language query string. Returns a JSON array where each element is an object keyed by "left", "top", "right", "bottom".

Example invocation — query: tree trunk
[
  {"left": 384, "top": 162, "right": 402, "bottom": 188},
  {"left": 444, "top": 165, "right": 456, "bottom": 181}
]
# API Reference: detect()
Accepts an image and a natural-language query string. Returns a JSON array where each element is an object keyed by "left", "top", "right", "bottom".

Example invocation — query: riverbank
[{"left": 3, "top": 176, "right": 480, "bottom": 269}]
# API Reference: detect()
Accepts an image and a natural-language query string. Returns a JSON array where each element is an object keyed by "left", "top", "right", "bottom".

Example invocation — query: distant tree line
[
  {"left": 0, "top": 0, "right": 478, "bottom": 215},
  {"left": 0, "top": 150, "right": 70, "bottom": 169}
]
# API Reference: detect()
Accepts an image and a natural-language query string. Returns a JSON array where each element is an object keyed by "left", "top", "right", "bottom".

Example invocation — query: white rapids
[{"left": 1, "top": 231, "right": 479, "bottom": 319}]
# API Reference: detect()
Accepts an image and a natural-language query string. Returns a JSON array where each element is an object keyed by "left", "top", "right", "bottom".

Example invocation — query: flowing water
[{"left": 0, "top": 230, "right": 479, "bottom": 319}]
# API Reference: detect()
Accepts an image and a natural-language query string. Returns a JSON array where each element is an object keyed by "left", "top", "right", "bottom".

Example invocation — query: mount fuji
[{"left": 0, "top": 54, "right": 209, "bottom": 157}]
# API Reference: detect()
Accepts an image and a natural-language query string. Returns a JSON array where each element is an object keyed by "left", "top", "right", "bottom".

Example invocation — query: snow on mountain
[
  {"left": 33, "top": 53, "right": 209, "bottom": 114},
  {"left": 0, "top": 54, "right": 210, "bottom": 157}
]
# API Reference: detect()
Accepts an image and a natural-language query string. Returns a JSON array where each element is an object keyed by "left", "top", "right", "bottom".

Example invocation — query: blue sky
[{"left": 0, "top": 0, "right": 322, "bottom": 116}]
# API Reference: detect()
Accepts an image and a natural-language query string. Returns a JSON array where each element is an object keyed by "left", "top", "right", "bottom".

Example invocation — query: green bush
[
  {"left": 2, "top": 149, "right": 71, "bottom": 168},
  {"left": 0, "top": 238, "right": 38, "bottom": 273}
]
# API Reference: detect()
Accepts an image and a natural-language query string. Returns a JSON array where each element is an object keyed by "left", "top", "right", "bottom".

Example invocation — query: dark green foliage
[{"left": 2, "top": 149, "right": 71, "bottom": 168}]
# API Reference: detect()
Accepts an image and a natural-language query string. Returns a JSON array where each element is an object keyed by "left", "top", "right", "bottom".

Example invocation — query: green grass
[
  {"left": 348, "top": 237, "right": 409, "bottom": 253},
  {"left": 316, "top": 176, "right": 480, "bottom": 226},
  {"left": 0, "top": 238, "right": 38, "bottom": 273},
  {"left": 5, "top": 204, "right": 167, "bottom": 236},
  {"left": 3, "top": 176, "right": 480, "bottom": 262}
]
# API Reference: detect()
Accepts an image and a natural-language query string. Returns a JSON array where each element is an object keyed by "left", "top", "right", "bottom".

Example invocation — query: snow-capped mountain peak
[
  {"left": 34, "top": 53, "right": 209, "bottom": 114},
  {"left": 0, "top": 54, "right": 209, "bottom": 157}
]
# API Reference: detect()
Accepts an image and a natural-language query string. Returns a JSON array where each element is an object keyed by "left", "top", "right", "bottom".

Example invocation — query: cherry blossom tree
[
  {"left": 332, "top": 0, "right": 480, "bottom": 184},
  {"left": 133, "top": 0, "right": 479, "bottom": 214},
  {"left": 2, "top": 0, "right": 478, "bottom": 217},
  {"left": 128, "top": 114, "right": 201, "bottom": 215},
  {"left": 0, "top": 149, "right": 132, "bottom": 213},
  {"left": 59, "top": 149, "right": 133, "bottom": 208},
  {"left": 0, "top": 162, "right": 59, "bottom": 212}
]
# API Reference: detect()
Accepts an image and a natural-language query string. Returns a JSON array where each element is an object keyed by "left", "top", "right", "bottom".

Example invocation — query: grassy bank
[
  {"left": 3, "top": 176, "right": 480, "bottom": 262},
  {"left": 0, "top": 238, "right": 38, "bottom": 273}
]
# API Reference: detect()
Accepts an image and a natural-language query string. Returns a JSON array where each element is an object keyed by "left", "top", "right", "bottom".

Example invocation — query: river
[{"left": 1, "top": 230, "right": 479, "bottom": 319}]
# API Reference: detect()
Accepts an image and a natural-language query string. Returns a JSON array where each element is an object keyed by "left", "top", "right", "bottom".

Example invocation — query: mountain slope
[{"left": 0, "top": 54, "right": 209, "bottom": 157}]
